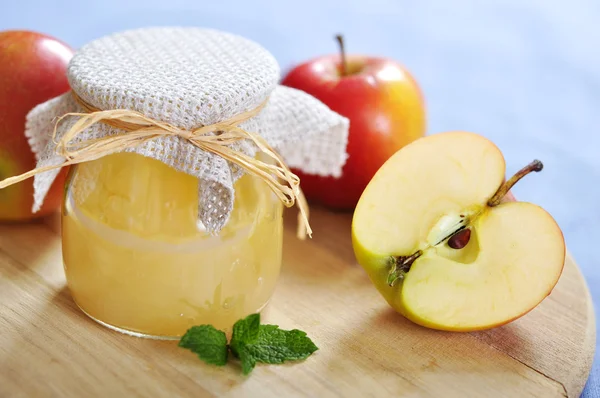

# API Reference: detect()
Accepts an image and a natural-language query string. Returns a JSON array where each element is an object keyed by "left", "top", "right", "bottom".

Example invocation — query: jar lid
[
  {"left": 25, "top": 27, "right": 350, "bottom": 235},
  {"left": 68, "top": 27, "right": 280, "bottom": 129}
]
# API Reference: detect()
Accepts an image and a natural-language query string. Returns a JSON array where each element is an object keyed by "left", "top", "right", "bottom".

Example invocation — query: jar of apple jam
[
  {"left": 8, "top": 27, "right": 348, "bottom": 339},
  {"left": 62, "top": 152, "right": 283, "bottom": 338}
]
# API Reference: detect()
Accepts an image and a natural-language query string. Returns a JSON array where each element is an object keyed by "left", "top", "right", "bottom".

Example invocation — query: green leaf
[
  {"left": 246, "top": 325, "right": 319, "bottom": 364},
  {"left": 230, "top": 313, "right": 261, "bottom": 358},
  {"left": 240, "top": 352, "right": 257, "bottom": 375},
  {"left": 178, "top": 325, "right": 228, "bottom": 366}
]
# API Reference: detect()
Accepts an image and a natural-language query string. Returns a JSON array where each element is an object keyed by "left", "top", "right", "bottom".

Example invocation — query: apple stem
[
  {"left": 487, "top": 160, "right": 544, "bottom": 207},
  {"left": 335, "top": 34, "right": 348, "bottom": 77},
  {"left": 387, "top": 250, "right": 423, "bottom": 287}
]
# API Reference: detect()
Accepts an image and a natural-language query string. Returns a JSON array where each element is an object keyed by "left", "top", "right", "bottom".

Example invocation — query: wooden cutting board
[{"left": 0, "top": 207, "right": 595, "bottom": 398}]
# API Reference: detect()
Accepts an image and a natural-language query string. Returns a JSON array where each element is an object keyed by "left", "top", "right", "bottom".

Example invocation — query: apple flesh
[
  {"left": 0, "top": 30, "right": 73, "bottom": 221},
  {"left": 352, "top": 131, "right": 565, "bottom": 331}
]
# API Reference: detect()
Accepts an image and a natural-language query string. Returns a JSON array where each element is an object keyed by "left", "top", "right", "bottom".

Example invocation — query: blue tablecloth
[{"left": 2, "top": 0, "right": 598, "bottom": 395}]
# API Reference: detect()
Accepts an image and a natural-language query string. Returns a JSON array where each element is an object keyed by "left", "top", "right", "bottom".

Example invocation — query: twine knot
[{"left": 0, "top": 91, "right": 312, "bottom": 239}]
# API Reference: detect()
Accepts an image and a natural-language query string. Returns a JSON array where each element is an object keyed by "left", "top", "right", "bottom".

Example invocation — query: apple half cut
[{"left": 352, "top": 131, "right": 565, "bottom": 331}]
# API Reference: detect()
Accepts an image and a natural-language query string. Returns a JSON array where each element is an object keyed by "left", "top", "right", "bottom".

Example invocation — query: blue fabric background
[{"left": 1, "top": 0, "right": 598, "bottom": 395}]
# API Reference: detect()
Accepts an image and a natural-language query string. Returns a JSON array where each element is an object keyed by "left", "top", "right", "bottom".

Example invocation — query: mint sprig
[{"left": 179, "top": 313, "right": 318, "bottom": 375}]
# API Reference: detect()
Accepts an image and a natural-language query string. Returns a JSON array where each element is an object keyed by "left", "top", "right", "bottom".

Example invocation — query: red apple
[
  {"left": 0, "top": 30, "right": 73, "bottom": 221},
  {"left": 282, "top": 35, "right": 426, "bottom": 210}
]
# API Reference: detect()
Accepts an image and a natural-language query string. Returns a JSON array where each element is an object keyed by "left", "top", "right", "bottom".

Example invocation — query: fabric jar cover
[{"left": 25, "top": 27, "right": 349, "bottom": 234}]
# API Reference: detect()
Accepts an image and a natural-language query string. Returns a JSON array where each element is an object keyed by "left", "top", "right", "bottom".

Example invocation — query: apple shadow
[
  {"left": 470, "top": 318, "right": 531, "bottom": 363},
  {"left": 284, "top": 205, "right": 356, "bottom": 265},
  {"left": 0, "top": 209, "right": 60, "bottom": 230},
  {"left": 41, "top": 210, "right": 62, "bottom": 235},
  {"left": 281, "top": 205, "right": 365, "bottom": 284},
  {"left": 320, "top": 306, "right": 536, "bottom": 395}
]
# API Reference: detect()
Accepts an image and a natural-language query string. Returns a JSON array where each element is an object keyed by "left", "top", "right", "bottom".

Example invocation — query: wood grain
[{"left": 0, "top": 208, "right": 594, "bottom": 398}]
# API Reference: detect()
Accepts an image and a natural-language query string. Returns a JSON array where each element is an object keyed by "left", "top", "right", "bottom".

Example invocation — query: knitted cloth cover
[{"left": 25, "top": 27, "right": 349, "bottom": 233}]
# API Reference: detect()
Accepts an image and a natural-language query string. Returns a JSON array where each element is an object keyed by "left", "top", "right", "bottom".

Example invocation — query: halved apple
[{"left": 352, "top": 131, "right": 565, "bottom": 331}]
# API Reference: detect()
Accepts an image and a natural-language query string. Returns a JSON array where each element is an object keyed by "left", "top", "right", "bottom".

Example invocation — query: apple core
[{"left": 384, "top": 156, "right": 546, "bottom": 286}]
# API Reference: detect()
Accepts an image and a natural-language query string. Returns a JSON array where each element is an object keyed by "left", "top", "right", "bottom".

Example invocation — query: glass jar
[{"left": 61, "top": 151, "right": 284, "bottom": 339}]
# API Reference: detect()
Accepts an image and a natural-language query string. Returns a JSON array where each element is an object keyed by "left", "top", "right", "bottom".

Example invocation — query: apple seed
[{"left": 448, "top": 228, "right": 471, "bottom": 250}]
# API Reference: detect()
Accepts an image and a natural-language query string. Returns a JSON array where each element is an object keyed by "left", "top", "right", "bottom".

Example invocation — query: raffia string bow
[{"left": 0, "top": 92, "right": 312, "bottom": 239}]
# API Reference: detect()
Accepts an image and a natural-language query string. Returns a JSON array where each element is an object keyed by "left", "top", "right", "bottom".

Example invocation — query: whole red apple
[
  {"left": 0, "top": 30, "right": 73, "bottom": 221},
  {"left": 281, "top": 35, "right": 427, "bottom": 210}
]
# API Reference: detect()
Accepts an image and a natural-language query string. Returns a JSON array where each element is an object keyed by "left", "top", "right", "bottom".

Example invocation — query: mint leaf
[
  {"left": 178, "top": 325, "right": 228, "bottom": 366},
  {"left": 247, "top": 325, "right": 319, "bottom": 364},
  {"left": 240, "top": 352, "right": 257, "bottom": 375},
  {"left": 230, "top": 313, "right": 260, "bottom": 358},
  {"left": 230, "top": 314, "right": 318, "bottom": 374}
]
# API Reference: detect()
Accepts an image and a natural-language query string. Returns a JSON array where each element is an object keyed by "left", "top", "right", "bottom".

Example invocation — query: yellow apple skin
[
  {"left": 351, "top": 131, "right": 566, "bottom": 332},
  {"left": 352, "top": 233, "right": 409, "bottom": 316}
]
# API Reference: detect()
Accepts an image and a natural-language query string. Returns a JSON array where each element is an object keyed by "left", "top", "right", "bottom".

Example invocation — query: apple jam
[{"left": 62, "top": 152, "right": 284, "bottom": 339}]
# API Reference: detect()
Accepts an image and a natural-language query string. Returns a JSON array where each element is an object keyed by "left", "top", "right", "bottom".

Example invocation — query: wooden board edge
[{"left": 570, "top": 253, "right": 597, "bottom": 397}]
